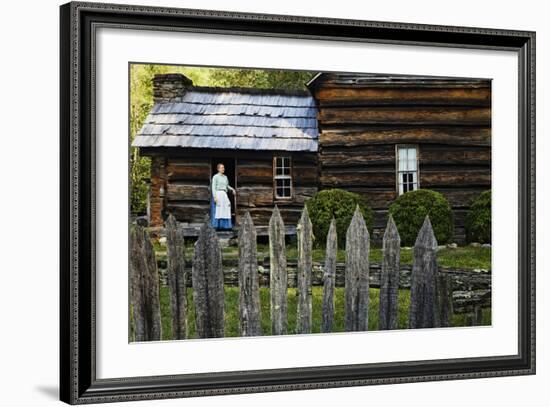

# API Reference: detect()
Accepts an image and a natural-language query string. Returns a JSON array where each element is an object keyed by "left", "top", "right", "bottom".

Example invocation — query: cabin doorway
[{"left": 210, "top": 157, "right": 237, "bottom": 226}]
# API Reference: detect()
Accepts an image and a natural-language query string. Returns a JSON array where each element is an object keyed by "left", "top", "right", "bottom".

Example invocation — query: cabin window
[
  {"left": 396, "top": 145, "right": 419, "bottom": 195},
  {"left": 274, "top": 156, "right": 292, "bottom": 199}
]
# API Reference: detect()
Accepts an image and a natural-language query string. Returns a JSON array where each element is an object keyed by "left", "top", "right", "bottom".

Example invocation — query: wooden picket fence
[{"left": 130, "top": 206, "right": 459, "bottom": 341}]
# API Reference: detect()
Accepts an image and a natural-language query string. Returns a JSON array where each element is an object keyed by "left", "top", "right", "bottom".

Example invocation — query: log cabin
[
  {"left": 307, "top": 72, "right": 491, "bottom": 242},
  {"left": 132, "top": 72, "right": 491, "bottom": 242},
  {"left": 133, "top": 73, "right": 320, "bottom": 235}
]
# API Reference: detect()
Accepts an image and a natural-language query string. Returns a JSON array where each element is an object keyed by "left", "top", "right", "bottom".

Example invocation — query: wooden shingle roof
[
  {"left": 132, "top": 88, "right": 319, "bottom": 152},
  {"left": 307, "top": 72, "right": 491, "bottom": 89}
]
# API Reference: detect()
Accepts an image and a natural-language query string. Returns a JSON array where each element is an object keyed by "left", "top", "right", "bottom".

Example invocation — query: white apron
[{"left": 214, "top": 190, "right": 231, "bottom": 219}]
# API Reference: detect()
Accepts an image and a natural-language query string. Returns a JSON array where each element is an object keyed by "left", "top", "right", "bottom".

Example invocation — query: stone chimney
[{"left": 153, "top": 73, "right": 193, "bottom": 103}]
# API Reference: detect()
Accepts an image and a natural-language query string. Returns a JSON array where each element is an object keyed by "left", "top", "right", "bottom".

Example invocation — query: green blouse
[{"left": 211, "top": 173, "right": 233, "bottom": 197}]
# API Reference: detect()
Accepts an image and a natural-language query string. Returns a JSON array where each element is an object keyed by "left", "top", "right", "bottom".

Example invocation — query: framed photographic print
[{"left": 60, "top": 1, "right": 536, "bottom": 404}]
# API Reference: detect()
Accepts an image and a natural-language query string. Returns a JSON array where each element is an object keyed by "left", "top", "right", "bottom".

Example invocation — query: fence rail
[{"left": 130, "top": 207, "right": 491, "bottom": 341}]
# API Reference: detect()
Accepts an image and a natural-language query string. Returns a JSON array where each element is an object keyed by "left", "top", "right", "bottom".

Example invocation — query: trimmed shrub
[
  {"left": 305, "top": 189, "right": 374, "bottom": 248},
  {"left": 465, "top": 190, "right": 491, "bottom": 243},
  {"left": 388, "top": 189, "right": 454, "bottom": 246}
]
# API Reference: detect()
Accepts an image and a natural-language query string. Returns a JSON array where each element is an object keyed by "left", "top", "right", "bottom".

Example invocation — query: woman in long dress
[{"left": 210, "top": 163, "right": 235, "bottom": 230}]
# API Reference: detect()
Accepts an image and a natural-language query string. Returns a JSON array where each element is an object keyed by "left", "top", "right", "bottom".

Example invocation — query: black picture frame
[{"left": 60, "top": 1, "right": 536, "bottom": 404}]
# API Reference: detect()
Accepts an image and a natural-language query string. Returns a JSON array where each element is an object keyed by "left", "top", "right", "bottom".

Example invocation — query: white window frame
[
  {"left": 273, "top": 156, "right": 293, "bottom": 200},
  {"left": 395, "top": 144, "right": 420, "bottom": 195}
]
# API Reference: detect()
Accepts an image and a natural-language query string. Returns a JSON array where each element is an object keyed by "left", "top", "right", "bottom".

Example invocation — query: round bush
[
  {"left": 388, "top": 189, "right": 454, "bottom": 246},
  {"left": 465, "top": 190, "right": 491, "bottom": 243},
  {"left": 305, "top": 189, "right": 374, "bottom": 248}
]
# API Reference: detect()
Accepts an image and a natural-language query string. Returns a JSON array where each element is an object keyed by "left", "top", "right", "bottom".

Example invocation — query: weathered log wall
[
  {"left": 142, "top": 148, "right": 318, "bottom": 228},
  {"left": 236, "top": 152, "right": 318, "bottom": 226},
  {"left": 149, "top": 156, "right": 167, "bottom": 228},
  {"left": 165, "top": 156, "right": 211, "bottom": 224},
  {"left": 311, "top": 75, "right": 492, "bottom": 243}
]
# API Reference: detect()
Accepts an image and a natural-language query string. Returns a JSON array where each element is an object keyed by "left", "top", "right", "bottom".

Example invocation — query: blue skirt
[{"left": 210, "top": 200, "right": 232, "bottom": 230}]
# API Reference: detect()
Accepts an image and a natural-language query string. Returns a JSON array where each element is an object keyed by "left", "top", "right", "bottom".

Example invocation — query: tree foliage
[
  {"left": 210, "top": 68, "right": 314, "bottom": 90},
  {"left": 388, "top": 189, "right": 454, "bottom": 246},
  {"left": 465, "top": 190, "right": 491, "bottom": 243},
  {"left": 129, "top": 64, "right": 315, "bottom": 214},
  {"left": 305, "top": 189, "right": 374, "bottom": 248}
]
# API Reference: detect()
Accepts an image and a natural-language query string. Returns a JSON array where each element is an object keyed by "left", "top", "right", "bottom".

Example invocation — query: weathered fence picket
[
  {"left": 379, "top": 215, "right": 400, "bottom": 330},
  {"left": 192, "top": 222, "right": 224, "bottom": 338},
  {"left": 238, "top": 212, "right": 262, "bottom": 337},
  {"left": 269, "top": 206, "right": 288, "bottom": 335},
  {"left": 437, "top": 274, "right": 453, "bottom": 327},
  {"left": 165, "top": 214, "right": 188, "bottom": 340},
  {"left": 344, "top": 206, "right": 370, "bottom": 332},
  {"left": 321, "top": 218, "right": 337, "bottom": 333},
  {"left": 132, "top": 206, "right": 489, "bottom": 342},
  {"left": 409, "top": 216, "right": 440, "bottom": 329},
  {"left": 296, "top": 207, "right": 313, "bottom": 334},
  {"left": 130, "top": 224, "right": 162, "bottom": 341}
]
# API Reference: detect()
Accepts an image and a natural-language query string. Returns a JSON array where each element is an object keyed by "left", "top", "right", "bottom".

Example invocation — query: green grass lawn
[
  {"left": 148, "top": 285, "right": 491, "bottom": 341},
  {"left": 155, "top": 244, "right": 491, "bottom": 271},
  {"left": 274, "top": 245, "right": 490, "bottom": 270}
]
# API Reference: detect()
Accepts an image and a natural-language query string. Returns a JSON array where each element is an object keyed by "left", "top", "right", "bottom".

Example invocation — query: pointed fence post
[
  {"left": 296, "top": 206, "right": 313, "bottom": 334},
  {"left": 130, "top": 224, "right": 162, "bottom": 341},
  {"left": 321, "top": 218, "right": 337, "bottom": 333},
  {"left": 409, "top": 216, "right": 440, "bottom": 329},
  {"left": 269, "top": 206, "right": 287, "bottom": 335},
  {"left": 238, "top": 212, "right": 262, "bottom": 336},
  {"left": 165, "top": 214, "right": 187, "bottom": 340},
  {"left": 379, "top": 215, "right": 401, "bottom": 330},
  {"left": 344, "top": 206, "right": 370, "bottom": 332},
  {"left": 437, "top": 273, "right": 453, "bottom": 328},
  {"left": 192, "top": 222, "right": 224, "bottom": 338}
]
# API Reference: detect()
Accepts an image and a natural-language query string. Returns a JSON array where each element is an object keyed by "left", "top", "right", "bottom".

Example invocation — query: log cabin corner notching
[{"left": 132, "top": 72, "right": 491, "bottom": 242}]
